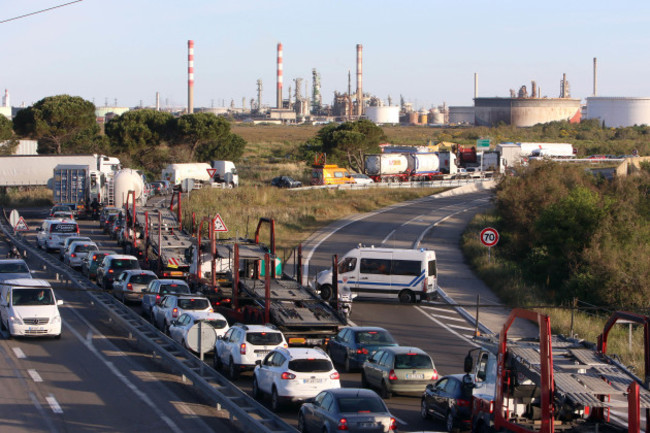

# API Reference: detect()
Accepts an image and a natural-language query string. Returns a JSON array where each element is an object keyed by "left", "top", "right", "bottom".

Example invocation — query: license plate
[
  {"left": 302, "top": 378, "right": 324, "bottom": 384},
  {"left": 405, "top": 373, "right": 424, "bottom": 379},
  {"left": 359, "top": 422, "right": 377, "bottom": 428},
  {"left": 28, "top": 327, "right": 44, "bottom": 331}
]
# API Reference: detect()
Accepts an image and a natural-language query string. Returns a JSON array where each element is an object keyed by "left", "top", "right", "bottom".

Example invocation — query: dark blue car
[{"left": 327, "top": 326, "right": 398, "bottom": 372}]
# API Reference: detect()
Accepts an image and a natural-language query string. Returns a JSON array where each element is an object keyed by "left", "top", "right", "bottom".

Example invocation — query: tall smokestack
[
  {"left": 474, "top": 73, "right": 478, "bottom": 99},
  {"left": 156, "top": 92, "right": 160, "bottom": 111},
  {"left": 188, "top": 40, "right": 194, "bottom": 114},
  {"left": 277, "top": 43, "right": 283, "bottom": 109},
  {"left": 593, "top": 57, "right": 598, "bottom": 96},
  {"left": 356, "top": 44, "right": 363, "bottom": 116}
]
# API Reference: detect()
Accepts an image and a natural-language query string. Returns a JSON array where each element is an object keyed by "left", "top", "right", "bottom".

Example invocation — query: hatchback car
[
  {"left": 271, "top": 176, "right": 302, "bottom": 188},
  {"left": 111, "top": 269, "right": 158, "bottom": 303},
  {"left": 421, "top": 373, "right": 475, "bottom": 433},
  {"left": 0, "top": 259, "right": 32, "bottom": 281},
  {"left": 48, "top": 204, "right": 73, "bottom": 218},
  {"left": 253, "top": 347, "right": 340, "bottom": 411},
  {"left": 152, "top": 294, "right": 213, "bottom": 333},
  {"left": 81, "top": 250, "right": 116, "bottom": 280},
  {"left": 96, "top": 254, "right": 141, "bottom": 291},
  {"left": 328, "top": 326, "right": 398, "bottom": 373},
  {"left": 214, "top": 323, "right": 288, "bottom": 380},
  {"left": 59, "top": 236, "right": 92, "bottom": 261},
  {"left": 99, "top": 207, "right": 122, "bottom": 230},
  {"left": 64, "top": 241, "right": 99, "bottom": 269},
  {"left": 51, "top": 210, "right": 75, "bottom": 220},
  {"left": 349, "top": 173, "right": 374, "bottom": 185},
  {"left": 298, "top": 388, "right": 397, "bottom": 433},
  {"left": 168, "top": 311, "right": 230, "bottom": 353},
  {"left": 362, "top": 346, "right": 439, "bottom": 398},
  {"left": 141, "top": 279, "right": 191, "bottom": 321}
]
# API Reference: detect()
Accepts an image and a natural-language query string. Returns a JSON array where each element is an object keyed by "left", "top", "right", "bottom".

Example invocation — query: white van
[
  {"left": 313, "top": 247, "right": 437, "bottom": 303},
  {"left": 0, "top": 279, "right": 62, "bottom": 338},
  {"left": 36, "top": 218, "right": 80, "bottom": 252}
]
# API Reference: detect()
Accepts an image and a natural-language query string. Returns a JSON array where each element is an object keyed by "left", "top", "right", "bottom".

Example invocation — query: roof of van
[
  {"left": 350, "top": 246, "right": 434, "bottom": 254},
  {"left": 0, "top": 278, "right": 51, "bottom": 288}
]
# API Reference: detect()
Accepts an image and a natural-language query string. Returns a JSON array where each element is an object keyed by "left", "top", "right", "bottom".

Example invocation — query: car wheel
[
  {"left": 319, "top": 284, "right": 333, "bottom": 301},
  {"left": 398, "top": 290, "right": 416, "bottom": 303},
  {"left": 252, "top": 376, "right": 262, "bottom": 400},
  {"left": 361, "top": 371, "right": 369, "bottom": 388},
  {"left": 445, "top": 410, "right": 455, "bottom": 433},
  {"left": 420, "top": 399, "right": 431, "bottom": 420},
  {"left": 344, "top": 355, "right": 352, "bottom": 373},
  {"left": 380, "top": 380, "right": 392, "bottom": 399},
  {"left": 121, "top": 292, "right": 126, "bottom": 304},
  {"left": 297, "top": 413, "right": 307, "bottom": 433},
  {"left": 271, "top": 387, "right": 282, "bottom": 411},
  {"left": 228, "top": 357, "right": 239, "bottom": 380}
]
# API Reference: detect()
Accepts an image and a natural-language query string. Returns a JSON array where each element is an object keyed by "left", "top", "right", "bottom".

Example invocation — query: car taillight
[
  {"left": 108, "top": 269, "right": 114, "bottom": 274},
  {"left": 388, "top": 417, "right": 397, "bottom": 431},
  {"left": 388, "top": 370, "right": 397, "bottom": 381},
  {"left": 431, "top": 369, "right": 439, "bottom": 380},
  {"left": 337, "top": 418, "right": 349, "bottom": 431},
  {"left": 356, "top": 348, "right": 368, "bottom": 355},
  {"left": 70, "top": 253, "right": 76, "bottom": 258},
  {"left": 239, "top": 343, "right": 246, "bottom": 355},
  {"left": 330, "top": 372, "right": 340, "bottom": 380},
  {"left": 172, "top": 307, "right": 178, "bottom": 318},
  {"left": 127, "top": 283, "right": 133, "bottom": 291},
  {"left": 281, "top": 372, "right": 296, "bottom": 380},
  {"left": 155, "top": 294, "right": 161, "bottom": 304},
  {"left": 457, "top": 398, "right": 471, "bottom": 407}
]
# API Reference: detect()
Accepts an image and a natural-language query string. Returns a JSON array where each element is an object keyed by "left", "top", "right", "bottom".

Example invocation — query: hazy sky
[{"left": 2, "top": 0, "right": 649, "bottom": 110}]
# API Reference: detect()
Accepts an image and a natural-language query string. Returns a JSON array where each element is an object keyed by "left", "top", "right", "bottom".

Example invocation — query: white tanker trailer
[
  {"left": 114, "top": 169, "right": 147, "bottom": 209},
  {"left": 364, "top": 152, "right": 442, "bottom": 182}
]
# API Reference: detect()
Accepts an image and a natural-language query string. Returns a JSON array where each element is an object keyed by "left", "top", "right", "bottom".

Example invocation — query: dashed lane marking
[
  {"left": 27, "top": 369, "right": 43, "bottom": 383},
  {"left": 46, "top": 394, "right": 63, "bottom": 414},
  {"left": 13, "top": 347, "right": 26, "bottom": 359}
]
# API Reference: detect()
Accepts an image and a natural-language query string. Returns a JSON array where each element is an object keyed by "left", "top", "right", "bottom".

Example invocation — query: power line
[{"left": 0, "top": 0, "right": 84, "bottom": 25}]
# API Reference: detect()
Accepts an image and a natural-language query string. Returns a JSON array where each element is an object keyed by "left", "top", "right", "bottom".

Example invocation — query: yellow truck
[{"left": 310, "top": 154, "right": 354, "bottom": 185}]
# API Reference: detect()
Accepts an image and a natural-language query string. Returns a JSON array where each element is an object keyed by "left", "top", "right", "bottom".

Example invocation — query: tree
[
  {"left": 173, "top": 113, "right": 232, "bottom": 161},
  {"left": 105, "top": 109, "right": 174, "bottom": 155},
  {"left": 12, "top": 95, "right": 99, "bottom": 154},
  {"left": 195, "top": 133, "right": 246, "bottom": 162},
  {"left": 0, "top": 115, "right": 12, "bottom": 141}
]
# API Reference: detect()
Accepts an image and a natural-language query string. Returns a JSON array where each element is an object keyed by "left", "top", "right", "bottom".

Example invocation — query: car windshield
[
  {"left": 0, "top": 262, "right": 29, "bottom": 273},
  {"left": 74, "top": 244, "right": 98, "bottom": 253},
  {"left": 288, "top": 359, "right": 333, "bottom": 373},
  {"left": 356, "top": 330, "right": 395, "bottom": 345},
  {"left": 111, "top": 259, "right": 139, "bottom": 270},
  {"left": 203, "top": 319, "right": 228, "bottom": 329},
  {"left": 130, "top": 274, "right": 157, "bottom": 284},
  {"left": 177, "top": 298, "right": 209, "bottom": 310},
  {"left": 394, "top": 354, "right": 433, "bottom": 369},
  {"left": 246, "top": 332, "right": 283, "bottom": 345},
  {"left": 337, "top": 396, "right": 386, "bottom": 413},
  {"left": 159, "top": 284, "right": 190, "bottom": 295},
  {"left": 12, "top": 288, "right": 54, "bottom": 306}
]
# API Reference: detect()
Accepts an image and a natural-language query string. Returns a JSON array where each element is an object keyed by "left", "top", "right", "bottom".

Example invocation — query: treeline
[
  {"left": 2, "top": 95, "right": 246, "bottom": 178},
  {"left": 493, "top": 161, "right": 650, "bottom": 310}
]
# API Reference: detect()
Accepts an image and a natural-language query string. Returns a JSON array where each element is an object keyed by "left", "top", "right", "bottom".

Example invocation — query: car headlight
[
  {"left": 9, "top": 315, "right": 23, "bottom": 325},
  {"left": 52, "top": 315, "right": 61, "bottom": 324}
]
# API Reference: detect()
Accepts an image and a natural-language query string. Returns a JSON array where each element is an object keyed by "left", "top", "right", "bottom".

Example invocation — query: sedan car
[
  {"left": 141, "top": 279, "right": 192, "bottom": 321},
  {"left": 298, "top": 388, "right": 397, "bottom": 433},
  {"left": 328, "top": 326, "right": 398, "bottom": 373},
  {"left": 421, "top": 373, "right": 475, "bottom": 433},
  {"left": 111, "top": 269, "right": 158, "bottom": 303},
  {"left": 168, "top": 311, "right": 230, "bottom": 353},
  {"left": 96, "top": 254, "right": 141, "bottom": 291},
  {"left": 81, "top": 250, "right": 116, "bottom": 280},
  {"left": 271, "top": 176, "right": 302, "bottom": 188},
  {"left": 349, "top": 173, "right": 374, "bottom": 185},
  {"left": 152, "top": 294, "right": 212, "bottom": 333},
  {"left": 362, "top": 346, "right": 439, "bottom": 398}
]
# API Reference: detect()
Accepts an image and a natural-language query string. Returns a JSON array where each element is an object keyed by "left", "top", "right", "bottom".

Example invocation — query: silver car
[
  {"left": 0, "top": 259, "right": 32, "bottom": 281},
  {"left": 64, "top": 241, "right": 99, "bottom": 269},
  {"left": 112, "top": 269, "right": 158, "bottom": 303},
  {"left": 298, "top": 388, "right": 397, "bottom": 433}
]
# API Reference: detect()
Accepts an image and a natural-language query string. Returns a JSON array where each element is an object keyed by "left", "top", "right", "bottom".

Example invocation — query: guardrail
[
  {"left": 0, "top": 209, "right": 299, "bottom": 433},
  {"left": 293, "top": 176, "right": 493, "bottom": 191}
]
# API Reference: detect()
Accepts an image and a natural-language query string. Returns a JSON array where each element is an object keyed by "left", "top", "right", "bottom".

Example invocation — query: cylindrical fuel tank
[
  {"left": 114, "top": 168, "right": 144, "bottom": 208},
  {"left": 406, "top": 153, "right": 440, "bottom": 173},
  {"left": 364, "top": 154, "right": 409, "bottom": 176}
]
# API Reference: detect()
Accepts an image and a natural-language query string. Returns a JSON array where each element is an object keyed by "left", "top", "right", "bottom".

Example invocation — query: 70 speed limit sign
[{"left": 480, "top": 227, "right": 499, "bottom": 247}]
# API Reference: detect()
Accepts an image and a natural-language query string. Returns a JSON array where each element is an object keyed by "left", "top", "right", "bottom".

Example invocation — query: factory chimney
[
  {"left": 277, "top": 43, "right": 283, "bottom": 109},
  {"left": 474, "top": 73, "right": 478, "bottom": 99},
  {"left": 593, "top": 57, "right": 598, "bottom": 96},
  {"left": 2, "top": 89, "right": 9, "bottom": 107},
  {"left": 156, "top": 92, "right": 160, "bottom": 111},
  {"left": 356, "top": 44, "right": 363, "bottom": 116},
  {"left": 188, "top": 40, "right": 194, "bottom": 114}
]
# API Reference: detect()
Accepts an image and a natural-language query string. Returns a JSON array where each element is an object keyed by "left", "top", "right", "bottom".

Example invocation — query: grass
[
  {"left": 0, "top": 186, "right": 53, "bottom": 208},
  {"left": 461, "top": 210, "right": 646, "bottom": 377}
]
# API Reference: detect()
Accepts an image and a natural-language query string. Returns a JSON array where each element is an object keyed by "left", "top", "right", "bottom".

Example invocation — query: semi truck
[
  {"left": 465, "top": 309, "right": 648, "bottom": 433},
  {"left": 364, "top": 152, "right": 442, "bottom": 182},
  {"left": 161, "top": 163, "right": 213, "bottom": 191}
]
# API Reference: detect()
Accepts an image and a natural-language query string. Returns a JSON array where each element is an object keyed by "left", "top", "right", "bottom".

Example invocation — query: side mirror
[
  {"left": 464, "top": 353, "right": 473, "bottom": 373},
  {"left": 425, "top": 383, "right": 434, "bottom": 391},
  {"left": 57, "top": 300, "right": 63, "bottom": 306},
  {"left": 255, "top": 360, "right": 261, "bottom": 366}
]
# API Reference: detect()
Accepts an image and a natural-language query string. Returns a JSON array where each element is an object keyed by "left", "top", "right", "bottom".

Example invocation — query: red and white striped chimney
[
  {"left": 188, "top": 40, "right": 194, "bottom": 114},
  {"left": 356, "top": 44, "right": 363, "bottom": 116},
  {"left": 277, "top": 43, "right": 283, "bottom": 109}
]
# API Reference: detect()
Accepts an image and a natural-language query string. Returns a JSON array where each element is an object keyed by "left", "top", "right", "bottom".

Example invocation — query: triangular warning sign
[
  {"left": 213, "top": 214, "right": 228, "bottom": 232},
  {"left": 14, "top": 216, "right": 30, "bottom": 232},
  {"left": 207, "top": 168, "right": 217, "bottom": 178}
]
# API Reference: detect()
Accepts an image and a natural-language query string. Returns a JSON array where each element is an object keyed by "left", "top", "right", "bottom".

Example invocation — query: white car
[
  {"left": 349, "top": 173, "right": 374, "bottom": 185},
  {"left": 214, "top": 323, "right": 287, "bottom": 380},
  {"left": 151, "top": 294, "right": 212, "bottom": 333},
  {"left": 0, "top": 278, "right": 63, "bottom": 338},
  {"left": 63, "top": 241, "right": 99, "bottom": 269},
  {"left": 59, "top": 235, "right": 92, "bottom": 261},
  {"left": 253, "top": 346, "right": 341, "bottom": 411},
  {"left": 168, "top": 311, "right": 230, "bottom": 353}
]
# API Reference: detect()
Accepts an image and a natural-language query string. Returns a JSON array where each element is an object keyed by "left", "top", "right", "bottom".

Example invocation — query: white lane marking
[
  {"left": 415, "top": 305, "right": 480, "bottom": 346},
  {"left": 434, "top": 315, "right": 467, "bottom": 323},
  {"left": 13, "top": 347, "right": 26, "bottom": 358},
  {"left": 447, "top": 323, "right": 478, "bottom": 332},
  {"left": 46, "top": 394, "right": 63, "bottom": 414},
  {"left": 381, "top": 229, "right": 396, "bottom": 244},
  {"left": 63, "top": 317, "right": 184, "bottom": 433},
  {"left": 27, "top": 369, "right": 43, "bottom": 383}
]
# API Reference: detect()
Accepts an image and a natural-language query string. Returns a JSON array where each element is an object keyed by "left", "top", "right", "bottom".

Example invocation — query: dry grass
[{"left": 0, "top": 186, "right": 53, "bottom": 207}]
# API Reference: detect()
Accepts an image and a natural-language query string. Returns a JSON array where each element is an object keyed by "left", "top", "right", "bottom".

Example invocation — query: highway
[{"left": 0, "top": 186, "right": 496, "bottom": 432}]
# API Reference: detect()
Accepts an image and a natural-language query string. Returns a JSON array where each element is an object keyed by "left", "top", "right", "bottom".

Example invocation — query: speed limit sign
[{"left": 480, "top": 227, "right": 499, "bottom": 247}]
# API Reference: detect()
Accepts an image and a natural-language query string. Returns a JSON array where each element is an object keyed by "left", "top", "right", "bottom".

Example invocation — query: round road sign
[{"left": 480, "top": 227, "right": 499, "bottom": 247}]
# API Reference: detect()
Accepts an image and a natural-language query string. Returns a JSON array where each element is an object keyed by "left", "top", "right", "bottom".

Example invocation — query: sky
[{"left": 2, "top": 0, "right": 650, "bottom": 110}]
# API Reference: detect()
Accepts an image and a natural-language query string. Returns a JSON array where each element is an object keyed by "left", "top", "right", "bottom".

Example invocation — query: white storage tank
[
  {"left": 364, "top": 154, "right": 408, "bottom": 176},
  {"left": 114, "top": 169, "right": 145, "bottom": 208},
  {"left": 586, "top": 97, "right": 650, "bottom": 128},
  {"left": 406, "top": 153, "right": 439, "bottom": 174},
  {"left": 364, "top": 106, "right": 400, "bottom": 125}
]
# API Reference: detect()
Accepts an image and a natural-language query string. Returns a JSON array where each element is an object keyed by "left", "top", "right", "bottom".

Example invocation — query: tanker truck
[
  {"left": 161, "top": 163, "right": 213, "bottom": 192},
  {"left": 364, "top": 152, "right": 441, "bottom": 182},
  {"left": 113, "top": 169, "right": 147, "bottom": 209}
]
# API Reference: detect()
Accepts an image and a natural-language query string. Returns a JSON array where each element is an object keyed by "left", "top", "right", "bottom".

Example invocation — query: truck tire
[
  {"left": 398, "top": 290, "right": 416, "bottom": 303},
  {"left": 319, "top": 284, "right": 333, "bottom": 302}
]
